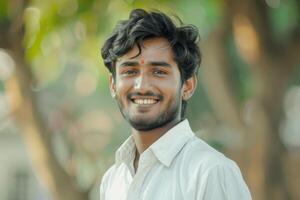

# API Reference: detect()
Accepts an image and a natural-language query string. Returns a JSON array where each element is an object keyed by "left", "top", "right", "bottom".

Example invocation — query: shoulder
[
  {"left": 176, "top": 135, "right": 247, "bottom": 187},
  {"left": 177, "top": 136, "right": 252, "bottom": 199},
  {"left": 99, "top": 164, "right": 118, "bottom": 192},
  {"left": 101, "top": 162, "right": 129, "bottom": 184},
  {"left": 178, "top": 136, "right": 234, "bottom": 172},
  {"left": 100, "top": 163, "right": 124, "bottom": 200}
]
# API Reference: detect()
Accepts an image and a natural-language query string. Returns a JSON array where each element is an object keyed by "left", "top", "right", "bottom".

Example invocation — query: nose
[{"left": 134, "top": 73, "right": 152, "bottom": 93}]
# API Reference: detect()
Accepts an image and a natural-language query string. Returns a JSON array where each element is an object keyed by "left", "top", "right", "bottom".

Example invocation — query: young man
[{"left": 100, "top": 9, "right": 252, "bottom": 200}]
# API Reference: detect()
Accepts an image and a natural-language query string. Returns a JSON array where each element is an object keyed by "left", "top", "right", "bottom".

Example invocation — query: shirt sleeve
[{"left": 199, "top": 161, "right": 252, "bottom": 200}]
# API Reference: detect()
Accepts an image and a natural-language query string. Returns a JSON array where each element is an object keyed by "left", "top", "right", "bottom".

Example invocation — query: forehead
[{"left": 117, "top": 37, "right": 175, "bottom": 63}]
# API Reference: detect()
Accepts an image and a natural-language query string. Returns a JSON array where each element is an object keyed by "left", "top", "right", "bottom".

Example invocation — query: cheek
[
  {"left": 115, "top": 78, "right": 126, "bottom": 91},
  {"left": 159, "top": 78, "right": 182, "bottom": 94},
  {"left": 115, "top": 79, "right": 132, "bottom": 98}
]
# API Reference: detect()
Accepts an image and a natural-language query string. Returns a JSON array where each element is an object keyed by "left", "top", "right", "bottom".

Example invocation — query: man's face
[{"left": 110, "top": 37, "right": 185, "bottom": 131}]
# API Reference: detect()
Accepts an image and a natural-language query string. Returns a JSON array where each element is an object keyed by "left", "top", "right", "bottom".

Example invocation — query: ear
[
  {"left": 182, "top": 74, "right": 197, "bottom": 101},
  {"left": 109, "top": 74, "right": 116, "bottom": 98}
]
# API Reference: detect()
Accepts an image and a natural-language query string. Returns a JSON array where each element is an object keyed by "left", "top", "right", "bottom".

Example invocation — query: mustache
[{"left": 127, "top": 92, "right": 163, "bottom": 100}]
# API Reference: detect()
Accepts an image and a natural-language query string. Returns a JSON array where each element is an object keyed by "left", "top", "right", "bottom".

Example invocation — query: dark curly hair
[{"left": 101, "top": 9, "right": 202, "bottom": 118}]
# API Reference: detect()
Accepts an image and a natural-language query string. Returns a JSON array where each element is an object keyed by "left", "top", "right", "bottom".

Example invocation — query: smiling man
[{"left": 100, "top": 9, "right": 252, "bottom": 200}]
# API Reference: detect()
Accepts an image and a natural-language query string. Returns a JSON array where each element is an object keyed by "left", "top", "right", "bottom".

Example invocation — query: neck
[{"left": 132, "top": 118, "right": 182, "bottom": 156}]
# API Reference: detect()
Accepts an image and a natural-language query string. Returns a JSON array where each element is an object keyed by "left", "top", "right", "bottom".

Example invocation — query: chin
[
  {"left": 130, "top": 121, "right": 162, "bottom": 132},
  {"left": 127, "top": 117, "right": 157, "bottom": 131},
  {"left": 128, "top": 113, "right": 177, "bottom": 132}
]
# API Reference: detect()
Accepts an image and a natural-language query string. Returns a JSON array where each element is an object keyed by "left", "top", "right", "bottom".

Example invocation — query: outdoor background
[{"left": 0, "top": 0, "right": 299, "bottom": 200}]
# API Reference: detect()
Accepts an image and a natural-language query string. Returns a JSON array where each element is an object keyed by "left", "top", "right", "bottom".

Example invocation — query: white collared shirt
[{"left": 100, "top": 120, "right": 252, "bottom": 200}]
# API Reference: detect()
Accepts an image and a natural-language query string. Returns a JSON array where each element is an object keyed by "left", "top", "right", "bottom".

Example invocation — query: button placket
[{"left": 127, "top": 151, "right": 156, "bottom": 200}]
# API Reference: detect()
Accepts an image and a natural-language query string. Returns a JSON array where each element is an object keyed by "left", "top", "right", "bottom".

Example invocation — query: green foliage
[
  {"left": 0, "top": 0, "right": 9, "bottom": 22},
  {"left": 176, "top": 0, "right": 223, "bottom": 37},
  {"left": 269, "top": 0, "right": 300, "bottom": 40}
]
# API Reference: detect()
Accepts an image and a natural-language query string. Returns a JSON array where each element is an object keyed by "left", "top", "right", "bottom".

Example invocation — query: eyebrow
[
  {"left": 118, "top": 61, "right": 172, "bottom": 68},
  {"left": 149, "top": 61, "right": 171, "bottom": 68},
  {"left": 118, "top": 61, "right": 139, "bottom": 67}
]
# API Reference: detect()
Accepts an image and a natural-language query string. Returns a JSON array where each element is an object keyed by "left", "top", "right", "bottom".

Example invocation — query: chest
[{"left": 104, "top": 165, "right": 185, "bottom": 200}]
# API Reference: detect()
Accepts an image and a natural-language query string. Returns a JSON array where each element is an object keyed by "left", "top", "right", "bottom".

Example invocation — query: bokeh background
[{"left": 0, "top": 0, "right": 299, "bottom": 199}]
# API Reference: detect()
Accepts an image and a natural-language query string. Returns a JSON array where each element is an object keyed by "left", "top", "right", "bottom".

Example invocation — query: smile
[{"left": 132, "top": 99, "right": 158, "bottom": 105}]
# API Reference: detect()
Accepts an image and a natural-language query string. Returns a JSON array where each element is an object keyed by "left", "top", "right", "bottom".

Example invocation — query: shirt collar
[
  {"left": 115, "top": 119, "right": 194, "bottom": 167},
  {"left": 149, "top": 119, "right": 194, "bottom": 167},
  {"left": 115, "top": 135, "right": 136, "bottom": 167}
]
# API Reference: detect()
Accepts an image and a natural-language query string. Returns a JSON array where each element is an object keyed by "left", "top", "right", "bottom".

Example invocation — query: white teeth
[{"left": 133, "top": 99, "right": 157, "bottom": 105}]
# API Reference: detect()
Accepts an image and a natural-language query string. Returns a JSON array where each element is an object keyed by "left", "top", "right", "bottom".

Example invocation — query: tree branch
[
  {"left": 201, "top": 14, "right": 248, "bottom": 138},
  {"left": 225, "top": 0, "right": 276, "bottom": 56},
  {"left": 1, "top": 1, "right": 89, "bottom": 199}
]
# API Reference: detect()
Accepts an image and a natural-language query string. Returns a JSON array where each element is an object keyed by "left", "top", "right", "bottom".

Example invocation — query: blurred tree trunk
[
  {"left": 202, "top": 0, "right": 300, "bottom": 199},
  {"left": 1, "top": 1, "right": 88, "bottom": 200}
]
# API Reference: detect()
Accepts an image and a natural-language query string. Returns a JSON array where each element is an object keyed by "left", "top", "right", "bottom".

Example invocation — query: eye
[
  {"left": 121, "top": 69, "right": 138, "bottom": 76},
  {"left": 153, "top": 69, "right": 167, "bottom": 76}
]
